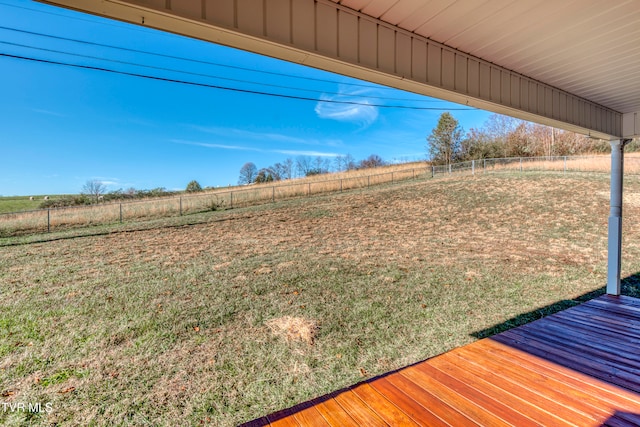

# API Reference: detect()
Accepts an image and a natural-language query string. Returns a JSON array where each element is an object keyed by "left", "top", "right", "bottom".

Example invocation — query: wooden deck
[{"left": 241, "top": 294, "right": 640, "bottom": 426}]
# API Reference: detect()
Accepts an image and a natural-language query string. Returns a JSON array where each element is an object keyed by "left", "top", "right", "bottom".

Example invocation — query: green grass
[
  {"left": 0, "top": 196, "right": 47, "bottom": 214},
  {"left": 0, "top": 195, "right": 77, "bottom": 214},
  {"left": 2, "top": 173, "right": 640, "bottom": 425}
]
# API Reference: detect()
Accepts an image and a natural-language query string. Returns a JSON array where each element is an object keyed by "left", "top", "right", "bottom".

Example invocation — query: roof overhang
[{"left": 39, "top": 0, "right": 640, "bottom": 139}]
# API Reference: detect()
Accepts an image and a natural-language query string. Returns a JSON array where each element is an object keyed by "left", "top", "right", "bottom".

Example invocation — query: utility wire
[
  {"left": 0, "top": 40, "right": 449, "bottom": 103},
  {"left": 0, "top": 25, "right": 445, "bottom": 99},
  {"left": 0, "top": 52, "right": 476, "bottom": 111},
  {"left": 0, "top": 1, "right": 170, "bottom": 36}
]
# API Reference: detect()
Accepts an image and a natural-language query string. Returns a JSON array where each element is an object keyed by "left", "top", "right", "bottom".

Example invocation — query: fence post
[
  {"left": 47, "top": 209, "right": 50, "bottom": 233},
  {"left": 272, "top": 186, "right": 275, "bottom": 203},
  {"left": 564, "top": 156, "right": 567, "bottom": 174},
  {"left": 392, "top": 172, "right": 394, "bottom": 183},
  {"left": 120, "top": 203, "right": 123, "bottom": 223},
  {"left": 520, "top": 157, "right": 523, "bottom": 172},
  {"left": 432, "top": 166, "right": 435, "bottom": 178},
  {"left": 230, "top": 191, "right": 233, "bottom": 208},
  {"left": 483, "top": 158, "right": 486, "bottom": 173},
  {"left": 308, "top": 183, "right": 311, "bottom": 196},
  {"left": 449, "top": 164, "right": 452, "bottom": 174},
  {"left": 472, "top": 160, "right": 475, "bottom": 176},
  {"left": 340, "top": 179, "right": 343, "bottom": 192},
  {"left": 179, "top": 197, "right": 182, "bottom": 216},
  {"left": 367, "top": 176, "right": 370, "bottom": 188}
]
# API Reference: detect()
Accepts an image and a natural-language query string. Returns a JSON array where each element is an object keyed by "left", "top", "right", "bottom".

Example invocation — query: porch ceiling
[
  {"left": 332, "top": 0, "right": 640, "bottom": 115},
  {"left": 39, "top": 0, "right": 640, "bottom": 138}
]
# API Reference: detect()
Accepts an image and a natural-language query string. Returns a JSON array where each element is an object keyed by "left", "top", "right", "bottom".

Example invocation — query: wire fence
[
  {"left": 430, "top": 155, "right": 615, "bottom": 176},
  {"left": 0, "top": 165, "right": 429, "bottom": 237},
  {"left": 430, "top": 154, "right": 640, "bottom": 177},
  {"left": 4, "top": 154, "right": 639, "bottom": 238}
]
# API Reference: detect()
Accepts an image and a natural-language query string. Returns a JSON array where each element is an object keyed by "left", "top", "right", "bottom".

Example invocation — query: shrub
[
  {"left": 39, "top": 196, "right": 90, "bottom": 209},
  {"left": 208, "top": 197, "right": 226, "bottom": 211},
  {"left": 186, "top": 180, "right": 203, "bottom": 193}
]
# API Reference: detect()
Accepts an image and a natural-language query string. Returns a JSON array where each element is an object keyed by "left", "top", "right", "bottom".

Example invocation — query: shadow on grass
[
  {"left": 471, "top": 272, "right": 640, "bottom": 340},
  {"left": 240, "top": 274, "right": 640, "bottom": 426},
  {"left": 0, "top": 210, "right": 247, "bottom": 247}
]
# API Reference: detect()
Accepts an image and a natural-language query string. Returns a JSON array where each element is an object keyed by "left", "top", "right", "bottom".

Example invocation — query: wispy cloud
[
  {"left": 32, "top": 108, "right": 66, "bottom": 117},
  {"left": 314, "top": 86, "right": 379, "bottom": 128},
  {"left": 171, "top": 139, "right": 340, "bottom": 157},
  {"left": 83, "top": 177, "right": 123, "bottom": 188},
  {"left": 187, "top": 125, "right": 330, "bottom": 147},
  {"left": 273, "top": 150, "right": 339, "bottom": 157},
  {"left": 172, "top": 140, "right": 254, "bottom": 151},
  {"left": 178, "top": 124, "right": 345, "bottom": 157}
]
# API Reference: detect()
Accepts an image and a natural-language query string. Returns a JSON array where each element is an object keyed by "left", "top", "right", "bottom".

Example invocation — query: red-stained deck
[{"left": 241, "top": 294, "right": 640, "bottom": 426}]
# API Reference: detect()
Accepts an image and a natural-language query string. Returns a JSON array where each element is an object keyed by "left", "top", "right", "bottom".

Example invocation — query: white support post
[{"left": 607, "top": 139, "right": 630, "bottom": 295}]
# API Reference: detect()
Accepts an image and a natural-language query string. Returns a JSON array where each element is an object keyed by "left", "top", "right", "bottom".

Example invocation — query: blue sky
[{"left": 0, "top": 0, "right": 492, "bottom": 196}]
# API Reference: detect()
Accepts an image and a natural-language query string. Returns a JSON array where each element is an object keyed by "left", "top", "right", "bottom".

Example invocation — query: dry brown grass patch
[{"left": 265, "top": 316, "right": 319, "bottom": 345}]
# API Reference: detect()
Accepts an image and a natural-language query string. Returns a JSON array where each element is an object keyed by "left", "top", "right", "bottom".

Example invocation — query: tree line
[
  {"left": 39, "top": 181, "right": 192, "bottom": 209},
  {"left": 237, "top": 154, "right": 386, "bottom": 184},
  {"left": 426, "top": 112, "right": 635, "bottom": 165},
  {"left": 40, "top": 153, "right": 390, "bottom": 209},
  {"left": 42, "top": 111, "right": 628, "bottom": 209}
]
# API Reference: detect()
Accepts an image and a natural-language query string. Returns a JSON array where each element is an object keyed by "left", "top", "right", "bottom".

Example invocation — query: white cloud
[
  {"left": 314, "top": 86, "right": 379, "bottom": 128},
  {"left": 172, "top": 139, "right": 254, "bottom": 151},
  {"left": 186, "top": 125, "right": 348, "bottom": 150},
  {"left": 274, "top": 150, "right": 340, "bottom": 157},
  {"left": 188, "top": 125, "right": 313, "bottom": 146},
  {"left": 32, "top": 108, "right": 66, "bottom": 117},
  {"left": 171, "top": 139, "right": 339, "bottom": 157},
  {"left": 84, "top": 177, "right": 122, "bottom": 188}
]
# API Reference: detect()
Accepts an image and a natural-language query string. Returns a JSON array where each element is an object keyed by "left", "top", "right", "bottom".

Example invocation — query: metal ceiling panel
[
  {"left": 40, "top": 0, "right": 640, "bottom": 137},
  {"left": 379, "top": 0, "right": 433, "bottom": 24},
  {"left": 334, "top": 0, "right": 640, "bottom": 120},
  {"left": 333, "top": 0, "right": 640, "bottom": 134}
]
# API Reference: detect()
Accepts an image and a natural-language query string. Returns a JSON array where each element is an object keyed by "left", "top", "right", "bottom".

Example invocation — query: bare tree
[
  {"left": 322, "top": 157, "right": 333, "bottom": 173},
  {"left": 255, "top": 168, "right": 276, "bottom": 183},
  {"left": 283, "top": 158, "right": 294, "bottom": 179},
  {"left": 359, "top": 154, "right": 386, "bottom": 169},
  {"left": 238, "top": 162, "right": 257, "bottom": 184},
  {"left": 334, "top": 154, "right": 356, "bottom": 172},
  {"left": 344, "top": 154, "right": 357, "bottom": 171},
  {"left": 296, "top": 156, "right": 314, "bottom": 177},
  {"left": 312, "top": 156, "right": 332, "bottom": 174},
  {"left": 82, "top": 180, "right": 106, "bottom": 204},
  {"left": 271, "top": 163, "right": 286, "bottom": 181},
  {"left": 484, "top": 114, "right": 523, "bottom": 157}
]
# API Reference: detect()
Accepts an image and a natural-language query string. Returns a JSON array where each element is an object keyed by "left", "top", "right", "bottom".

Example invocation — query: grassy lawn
[
  {"left": 2, "top": 172, "right": 640, "bottom": 426},
  {"left": 0, "top": 196, "right": 49, "bottom": 214}
]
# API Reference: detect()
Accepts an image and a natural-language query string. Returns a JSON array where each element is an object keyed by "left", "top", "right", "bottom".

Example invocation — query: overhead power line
[
  {"left": 0, "top": 39, "right": 449, "bottom": 103},
  {"left": 0, "top": 52, "right": 476, "bottom": 111},
  {"left": 0, "top": 1, "right": 175, "bottom": 37},
  {"left": 0, "top": 25, "right": 423, "bottom": 94}
]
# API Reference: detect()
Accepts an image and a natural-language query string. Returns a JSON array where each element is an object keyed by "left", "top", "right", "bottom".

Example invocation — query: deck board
[
  {"left": 312, "top": 395, "right": 360, "bottom": 427},
  {"left": 367, "top": 377, "right": 450, "bottom": 427},
  {"left": 242, "top": 295, "right": 640, "bottom": 426},
  {"left": 332, "top": 390, "right": 388, "bottom": 427}
]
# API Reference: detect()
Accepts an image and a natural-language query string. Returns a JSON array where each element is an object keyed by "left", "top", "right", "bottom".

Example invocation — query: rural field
[
  {"left": 2, "top": 172, "right": 640, "bottom": 426},
  {"left": 5, "top": 155, "right": 640, "bottom": 237},
  {"left": 0, "top": 196, "right": 60, "bottom": 215}
]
